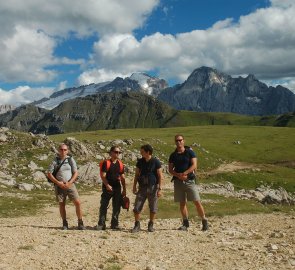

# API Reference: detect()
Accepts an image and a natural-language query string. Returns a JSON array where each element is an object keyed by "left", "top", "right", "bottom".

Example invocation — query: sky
[{"left": 0, "top": 0, "right": 295, "bottom": 106}]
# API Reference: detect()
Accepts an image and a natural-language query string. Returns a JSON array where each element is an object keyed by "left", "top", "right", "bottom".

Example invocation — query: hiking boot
[
  {"left": 201, "top": 219, "right": 209, "bottom": 231},
  {"left": 111, "top": 224, "right": 120, "bottom": 230},
  {"left": 62, "top": 220, "right": 68, "bottom": 230},
  {"left": 147, "top": 221, "right": 154, "bottom": 232},
  {"left": 96, "top": 224, "right": 106, "bottom": 230},
  {"left": 78, "top": 219, "right": 85, "bottom": 230},
  {"left": 131, "top": 221, "right": 140, "bottom": 233},
  {"left": 178, "top": 219, "right": 189, "bottom": 231}
]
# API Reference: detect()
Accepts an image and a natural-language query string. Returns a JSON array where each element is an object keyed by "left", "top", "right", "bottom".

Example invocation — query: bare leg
[
  {"left": 59, "top": 201, "right": 66, "bottom": 220},
  {"left": 179, "top": 201, "right": 188, "bottom": 219},
  {"left": 193, "top": 200, "right": 206, "bottom": 219},
  {"left": 73, "top": 199, "right": 83, "bottom": 220}
]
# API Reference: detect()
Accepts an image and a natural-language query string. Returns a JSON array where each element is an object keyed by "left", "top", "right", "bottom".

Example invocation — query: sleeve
[
  {"left": 189, "top": 149, "right": 197, "bottom": 159},
  {"left": 155, "top": 158, "right": 161, "bottom": 169},
  {"left": 69, "top": 157, "right": 78, "bottom": 172},
  {"left": 136, "top": 158, "right": 141, "bottom": 169},
  {"left": 101, "top": 160, "right": 107, "bottom": 173},
  {"left": 168, "top": 152, "right": 175, "bottom": 163},
  {"left": 48, "top": 159, "right": 57, "bottom": 173}
]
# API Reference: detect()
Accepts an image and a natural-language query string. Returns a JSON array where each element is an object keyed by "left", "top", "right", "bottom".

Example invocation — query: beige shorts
[
  {"left": 55, "top": 183, "right": 79, "bottom": 203},
  {"left": 174, "top": 179, "right": 200, "bottom": 202}
]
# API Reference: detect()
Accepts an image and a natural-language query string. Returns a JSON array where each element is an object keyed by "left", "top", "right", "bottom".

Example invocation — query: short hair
[
  {"left": 110, "top": 145, "right": 120, "bottom": 153},
  {"left": 174, "top": 134, "right": 184, "bottom": 140},
  {"left": 59, "top": 143, "right": 68, "bottom": 150},
  {"left": 140, "top": 144, "right": 153, "bottom": 155}
]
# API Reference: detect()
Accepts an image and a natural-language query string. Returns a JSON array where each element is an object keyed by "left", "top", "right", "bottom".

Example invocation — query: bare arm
[
  {"left": 101, "top": 171, "right": 113, "bottom": 192},
  {"left": 132, "top": 167, "right": 140, "bottom": 194},
  {"left": 183, "top": 157, "right": 197, "bottom": 176},
  {"left": 120, "top": 173, "right": 126, "bottom": 196},
  {"left": 157, "top": 167, "right": 163, "bottom": 197}
]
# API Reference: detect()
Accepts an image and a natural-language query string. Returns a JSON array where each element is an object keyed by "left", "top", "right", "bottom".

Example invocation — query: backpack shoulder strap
[{"left": 117, "top": 159, "right": 124, "bottom": 174}]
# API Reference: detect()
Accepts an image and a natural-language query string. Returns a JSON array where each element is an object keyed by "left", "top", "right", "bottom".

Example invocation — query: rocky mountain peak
[{"left": 183, "top": 66, "right": 231, "bottom": 91}]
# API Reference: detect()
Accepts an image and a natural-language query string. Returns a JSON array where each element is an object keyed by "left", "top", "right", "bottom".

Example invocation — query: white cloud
[
  {"left": 0, "top": 86, "right": 54, "bottom": 106},
  {"left": 0, "top": 0, "right": 159, "bottom": 84},
  {"left": 84, "top": 1, "right": 295, "bottom": 85},
  {"left": 78, "top": 68, "right": 130, "bottom": 85}
]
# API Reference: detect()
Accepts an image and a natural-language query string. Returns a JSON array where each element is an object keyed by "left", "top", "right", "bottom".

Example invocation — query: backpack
[{"left": 99, "top": 159, "right": 124, "bottom": 179}]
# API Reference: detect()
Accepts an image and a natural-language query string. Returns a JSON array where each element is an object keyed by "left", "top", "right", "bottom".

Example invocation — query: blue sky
[{"left": 0, "top": 0, "right": 295, "bottom": 106}]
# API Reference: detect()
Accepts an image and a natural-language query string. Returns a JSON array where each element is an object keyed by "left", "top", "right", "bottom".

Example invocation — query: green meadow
[{"left": 1, "top": 125, "right": 294, "bottom": 218}]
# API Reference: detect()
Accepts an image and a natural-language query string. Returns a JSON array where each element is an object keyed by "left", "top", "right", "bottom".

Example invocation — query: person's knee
[{"left": 73, "top": 199, "right": 81, "bottom": 207}]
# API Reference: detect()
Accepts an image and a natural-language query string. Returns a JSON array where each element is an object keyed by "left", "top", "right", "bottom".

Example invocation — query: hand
[
  {"left": 133, "top": 186, "right": 137, "bottom": 195},
  {"left": 178, "top": 173, "right": 188, "bottom": 181},
  {"left": 157, "top": 190, "right": 162, "bottom": 197},
  {"left": 106, "top": 184, "right": 113, "bottom": 192},
  {"left": 64, "top": 181, "right": 72, "bottom": 189},
  {"left": 122, "top": 190, "right": 126, "bottom": 197},
  {"left": 58, "top": 182, "right": 67, "bottom": 190}
]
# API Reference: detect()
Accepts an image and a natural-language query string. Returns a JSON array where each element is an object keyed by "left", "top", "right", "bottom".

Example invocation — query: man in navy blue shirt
[{"left": 169, "top": 134, "right": 208, "bottom": 231}]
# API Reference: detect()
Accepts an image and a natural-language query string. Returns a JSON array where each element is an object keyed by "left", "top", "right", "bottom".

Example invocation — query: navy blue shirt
[{"left": 169, "top": 148, "right": 197, "bottom": 178}]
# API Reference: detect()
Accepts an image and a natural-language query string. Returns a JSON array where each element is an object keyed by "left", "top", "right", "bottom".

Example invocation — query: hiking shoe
[
  {"left": 131, "top": 221, "right": 140, "bottom": 233},
  {"left": 147, "top": 221, "right": 154, "bottom": 232},
  {"left": 62, "top": 220, "right": 68, "bottom": 230},
  {"left": 96, "top": 224, "right": 106, "bottom": 230},
  {"left": 178, "top": 219, "right": 189, "bottom": 231},
  {"left": 201, "top": 219, "right": 209, "bottom": 231},
  {"left": 111, "top": 224, "right": 120, "bottom": 230},
  {"left": 78, "top": 220, "right": 85, "bottom": 230},
  {"left": 178, "top": 224, "right": 188, "bottom": 231}
]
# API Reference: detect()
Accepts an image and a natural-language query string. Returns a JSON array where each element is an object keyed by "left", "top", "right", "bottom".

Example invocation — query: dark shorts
[
  {"left": 55, "top": 183, "right": 79, "bottom": 203},
  {"left": 133, "top": 185, "right": 158, "bottom": 213},
  {"left": 174, "top": 179, "right": 200, "bottom": 202}
]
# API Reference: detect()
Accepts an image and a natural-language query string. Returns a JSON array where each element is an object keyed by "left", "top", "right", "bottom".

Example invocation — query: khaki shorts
[
  {"left": 173, "top": 179, "right": 201, "bottom": 202},
  {"left": 133, "top": 185, "right": 158, "bottom": 213},
  {"left": 55, "top": 183, "right": 79, "bottom": 203}
]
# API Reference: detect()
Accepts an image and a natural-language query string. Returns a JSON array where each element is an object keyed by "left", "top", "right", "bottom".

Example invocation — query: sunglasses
[
  {"left": 113, "top": 151, "right": 121, "bottom": 154},
  {"left": 59, "top": 148, "right": 68, "bottom": 151},
  {"left": 175, "top": 139, "right": 183, "bottom": 142}
]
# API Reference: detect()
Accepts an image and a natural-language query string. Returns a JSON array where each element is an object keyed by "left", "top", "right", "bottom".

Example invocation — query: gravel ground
[{"left": 1, "top": 191, "right": 295, "bottom": 270}]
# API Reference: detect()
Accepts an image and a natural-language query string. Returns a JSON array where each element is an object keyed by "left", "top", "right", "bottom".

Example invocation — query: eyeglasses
[
  {"left": 113, "top": 151, "right": 121, "bottom": 154},
  {"left": 59, "top": 149, "right": 68, "bottom": 151},
  {"left": 175, "top": 139, "right": 183, "bottom": 142}
]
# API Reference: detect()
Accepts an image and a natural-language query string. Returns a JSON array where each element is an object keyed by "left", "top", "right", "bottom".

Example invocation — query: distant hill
[
  {"left": 158, "top": 66, "right": 295, "bottom": 116},
  {"left": 29, "top": 91, "right": 176, "bottom": 134},
  {"left": 0, "top": 90, "right": 294, "bottom": 135}
]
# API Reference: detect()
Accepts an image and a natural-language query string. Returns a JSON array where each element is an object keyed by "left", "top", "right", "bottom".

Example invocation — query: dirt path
[{"left": 1, "top": 191, "right": 295, "bottom": 270}]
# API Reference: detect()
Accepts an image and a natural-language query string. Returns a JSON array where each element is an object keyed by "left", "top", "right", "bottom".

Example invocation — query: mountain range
[
  {"left": 158, "top": 67, "right": 295, "bottom": 115},
  {"left": 0, "top": 67, "right": 294, "bottom": 134}
]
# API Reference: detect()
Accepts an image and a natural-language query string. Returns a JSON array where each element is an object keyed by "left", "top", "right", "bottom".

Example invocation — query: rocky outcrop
[
  {"left": 0, "top": 105, "right": 15, "bottom": 115},
  {"left": 158, "top": 66, "right": 295, "bottom": 115}
]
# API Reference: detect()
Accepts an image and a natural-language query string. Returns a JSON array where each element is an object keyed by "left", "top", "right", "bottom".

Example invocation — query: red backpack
[{"left": 99, "top": 159, "right": 124, "bottom": 179}]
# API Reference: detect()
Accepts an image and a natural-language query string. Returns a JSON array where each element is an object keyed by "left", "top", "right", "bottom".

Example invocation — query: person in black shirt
[
  {"left": 169, "top": 134, "right": 208, "bottom": 231},
  {"left": 131, "top": 144, "right": 163, "bottom": 233},
  {"left": 97, "top": 146, "right": 126, "bottom": 230}
]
